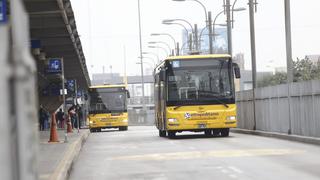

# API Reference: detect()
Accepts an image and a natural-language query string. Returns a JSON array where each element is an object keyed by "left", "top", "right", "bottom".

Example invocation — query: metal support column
[
  {"left": 285, "top": 0, "right": 293, "bottom": 134},
  {"left": 194, "top": 24, "right": 199, "bottom": 52},
  {"left": 249, "top": 0, "right": 257, "bottom": 130},
  {"left": 61, "top": 58, "right": 68, "bottom": 142},
  {"left": 208, "top": 11, "right": 213, "bottom": 54},
  {"left": 226, "top": 0, "right": 233, "bottom": 56},
  {"left": 137, "top": 0, "right": 146, "bottom": 111}
]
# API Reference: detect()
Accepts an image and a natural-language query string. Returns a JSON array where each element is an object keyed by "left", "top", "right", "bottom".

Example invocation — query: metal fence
[{"left": 236, "top": 80, "right": 320, "bottom": 138}]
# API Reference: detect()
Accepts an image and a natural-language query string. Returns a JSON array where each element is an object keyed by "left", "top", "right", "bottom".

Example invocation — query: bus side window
[
  {"left": 126, "top": 90, "right": 130, "bottom": 98},
  {"left": 233, "top": 63, "right": 241, "bottom": 79}
]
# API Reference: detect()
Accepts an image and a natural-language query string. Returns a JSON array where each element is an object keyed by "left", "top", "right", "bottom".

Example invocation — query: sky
[{"left": 70, "top": 0, "right": 320, "bottom": 77}]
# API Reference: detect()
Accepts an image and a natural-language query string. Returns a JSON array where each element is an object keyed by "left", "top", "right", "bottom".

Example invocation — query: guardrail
[{"left": 236, "top": 80, "right": 320, "bottom": 138}]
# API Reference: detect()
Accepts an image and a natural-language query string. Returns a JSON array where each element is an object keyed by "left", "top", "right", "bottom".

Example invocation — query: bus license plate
[{"left": 198, "top": 124, "right": 206, "bottom": 128}]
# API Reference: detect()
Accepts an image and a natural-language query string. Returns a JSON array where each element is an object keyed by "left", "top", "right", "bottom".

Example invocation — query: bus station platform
[{"left": 38, "top": 129, "right": 90, "bottom": 180}]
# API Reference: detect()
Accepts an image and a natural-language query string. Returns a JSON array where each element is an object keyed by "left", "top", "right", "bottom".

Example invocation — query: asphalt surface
[{"left": 69, "top": 126, "right": 320, "bottom": 180}]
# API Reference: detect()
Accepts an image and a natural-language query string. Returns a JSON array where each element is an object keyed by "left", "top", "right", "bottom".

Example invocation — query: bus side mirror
[
  {"left": 159, "top": 69, "right": 165, "bottom": 81},
  {"left": 233, "top": 63, "right": 241, "bottom": 79},
  {"left": 126, "top": 90, "right": 130, "bottom": 98}
]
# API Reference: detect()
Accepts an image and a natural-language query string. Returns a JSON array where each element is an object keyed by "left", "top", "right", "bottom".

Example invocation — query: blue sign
[
  {"left": 77, "top": 90, "right": 83, "bottom": 97},
  {"left": 0, "top": 0, "right": 7, "bottom": 23},
  {"left": 66, "top": 80, "right": 75, "bottom": 92},
  {"left": 47, "top": 58, "right": 62, "bottom": 73},
  {"left": 31, "top": 40, "right": 41, "bottom": 49}
]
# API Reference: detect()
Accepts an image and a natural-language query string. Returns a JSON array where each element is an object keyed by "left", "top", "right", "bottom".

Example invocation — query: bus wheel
[
  {"left": 119, "top": 126, "right": 128, "bottom": 131},
  {"left": 97, "top": 128, "right": 102, "bottom": 132},
  {"left": 212, "top": 129, "right": 220, "bottom": 136},
  {"left": 159, "top": 130, "right": 166, "bottom": 137},
  {"left": 90, "top": 128, "right": 94, "bottom": 133},
  {"left": 221, "top": 128, "right": 230, "bottom": 137},
  {"left": 204, "top": 130, "right": 212, "bottom": 136},
  {"left": 168, "top": 131, "right": 176, "bottom": 138}
]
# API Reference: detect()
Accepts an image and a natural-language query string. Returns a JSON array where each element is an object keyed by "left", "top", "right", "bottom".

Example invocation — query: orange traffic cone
[
  {"left": 67, "top": 114, "right": 73, "bottom": 133},
  {"left": 48, "top": 113, "right": 60, "bottom": 143}
]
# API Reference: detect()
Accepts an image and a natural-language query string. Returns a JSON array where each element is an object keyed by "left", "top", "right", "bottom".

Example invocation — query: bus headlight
[
  {"left": 123, "top": 119, "right": 128, "bottom": 122},
  {"left": 168, "top": 118, "right": 178, "bottom": 123},
  {"left": 226, "top": 116, "right": 236, "bottom": 121},
  {"left": 89, "top": 120, "right": 93, "bottom": 124}
]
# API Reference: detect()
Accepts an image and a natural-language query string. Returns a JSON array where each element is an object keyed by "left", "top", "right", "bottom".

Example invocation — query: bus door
[{"left": 159, "top": 69, "right": 166, "bottom": 130}]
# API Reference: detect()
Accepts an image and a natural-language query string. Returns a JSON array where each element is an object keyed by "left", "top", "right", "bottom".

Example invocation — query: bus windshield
[
  {"left": 166, "top": 58, "right": 234, "bottom": 106},
  {"left": 89, "top": 88, "right": 127, "bottom": 114}
]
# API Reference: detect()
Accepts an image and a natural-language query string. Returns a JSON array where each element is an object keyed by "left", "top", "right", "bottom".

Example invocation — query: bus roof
[
  {"left": 90, "top": 84, "right": 127, "bottom": 89},
  {"left": 165, "top": 54, "right": 231, "bottom": 61}
]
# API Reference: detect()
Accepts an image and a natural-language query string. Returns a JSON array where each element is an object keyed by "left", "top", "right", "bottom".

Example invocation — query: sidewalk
[{"left": 38, "top": 129, "right": 90, "bottom": 180}]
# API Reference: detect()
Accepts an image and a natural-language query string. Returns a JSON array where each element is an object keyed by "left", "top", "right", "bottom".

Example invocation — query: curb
[
  {"left": 231, "top": 128, "right": 320, "bottom": 146},
  {"left": 49, "top": 130, "right": 90, "bottom": 180}
]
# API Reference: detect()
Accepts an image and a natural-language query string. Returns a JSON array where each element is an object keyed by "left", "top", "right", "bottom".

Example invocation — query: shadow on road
[{"left": 167, "top": 134, "right": 235, "bottom": 140}]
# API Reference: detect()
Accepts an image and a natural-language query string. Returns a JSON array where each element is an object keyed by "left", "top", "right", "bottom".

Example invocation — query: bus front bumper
[{"left": 166, "top": 121, "right": 237, "bottom": 131}]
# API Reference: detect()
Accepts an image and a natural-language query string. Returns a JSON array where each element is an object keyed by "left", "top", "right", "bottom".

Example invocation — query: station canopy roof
[{"left": 24, "top": 0, "right": 90, "bottom": 88}]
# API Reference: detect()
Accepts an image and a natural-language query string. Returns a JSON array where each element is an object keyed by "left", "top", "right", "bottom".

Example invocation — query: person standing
[
  {"left": 39, "top": 106, "right": 45, "bottom": 131},
  {"left": 68, "top": 106, "right": 76, "bottom": 129},
  {"left": 56, "top": 108, "right": 64, "bottom": 129}
]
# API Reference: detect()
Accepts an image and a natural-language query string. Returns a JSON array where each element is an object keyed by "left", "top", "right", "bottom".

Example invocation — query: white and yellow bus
[
  {"left": 88, "top": 85, "right": 130, "bottom": 132},
  {"left": 154, "top": 54, "right": 241, "bottom": 138}
]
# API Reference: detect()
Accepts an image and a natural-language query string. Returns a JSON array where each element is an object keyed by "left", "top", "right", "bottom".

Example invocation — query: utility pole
[
  {"left": 285, "top": 0, "right": 293, "bottom": 83},
  {"left": 176, "top": 42, "right": 180, "bottom": 56},
  {"left": 137, "top": 0, "right": 146, "bottom": 111},
  {"left": 75, "top": 79, "right": 80, "bottom": 133},
  {"left": 188, "top": 33, "right": 193, "bottom": 52},
  {"left": 194, "top": 24, "right": 199, "bottom": 52},
  {"left": 248, "top": 0, "right": 257, "bottom": 130},
  {"left": 226, "top": 0, "right": 232, "bottom": 56},
  {"left": 284, "top": 0, "right": 293, "bottom": 134},
  {"left": 208, "top": 11, "right": 213, "bottom": 54},
  {"left": 61, "top": 58, "right": 68, "bottom": 142}
]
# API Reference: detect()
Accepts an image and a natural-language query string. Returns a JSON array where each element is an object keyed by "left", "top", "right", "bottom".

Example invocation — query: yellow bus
[
  {"left": 88, "top": 85, "right": 130, "bottom": 132},
  {"left": 154, "top": 54, "right": 241, "bottom": 138}
]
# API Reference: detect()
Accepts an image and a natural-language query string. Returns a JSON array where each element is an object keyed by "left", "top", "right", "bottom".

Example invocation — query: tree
[{"left": 257, "top": 57, "right": 320, "bottom": 87}]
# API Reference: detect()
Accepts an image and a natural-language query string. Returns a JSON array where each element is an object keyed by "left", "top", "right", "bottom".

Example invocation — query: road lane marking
[
  {"left": 228, "top": 166, "right": 243, "bottom": 174},
  {"left": 221, "top": 169, "right": 229, "bottom": 174},
  {"left": 229, "top": 174, "right": 237, "bottom": 179},
  {"left": 110, "top": 149, "right": 305, "bottom": 161}
]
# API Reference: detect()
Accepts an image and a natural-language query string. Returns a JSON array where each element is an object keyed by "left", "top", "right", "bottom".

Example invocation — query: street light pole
[
  {"left": 148, "top": 41, "right": 172, "bottom": 55},
  {"left": 172, "top": 0, "right": 207, "bottom": 25},
  {"left": 151, "top": 33, "right": 176, "bottom": 55},
  {"left": 194, "top": 24, "right": 199, "bottom": 52},
  {"left": 226, "top": 0, "right": 232, "bottom": 56},
  {"left": 137, "top": 0, "right": 146, "bottom": 111},
  {"left": 142, "top": 52, "right": 160, "bottom": 64},
  {"left": 285, "top": 0, "right": 293, "bottom": 83},
  {"left": 208, "top": 11, "right": 213, "bottom": 54},
  {"left": 61, "top": 58, "right": 68, "bottom": 143},
  {"left": 284, "top": 0, "right": 293, "bottom": 135},
  {"left": 248, "top": 0, "right": 257, "bottom": 130},
  {"left": 213, "top": 10, "right": 225, "bottom": 41},
  {"left": 148, "top": 45, "right": 169, "bottom": 57}
]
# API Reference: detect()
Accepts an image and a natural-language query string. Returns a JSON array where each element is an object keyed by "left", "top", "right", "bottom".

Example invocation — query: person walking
[
  {"left": 39, "top": 106, "right": 46, "bottom": 131},
  {"left": 56, "top": 108, "right": 64, "bottom": 129},
  {"left": 68, "top": 106, "right": 76, "bottom": 129}
]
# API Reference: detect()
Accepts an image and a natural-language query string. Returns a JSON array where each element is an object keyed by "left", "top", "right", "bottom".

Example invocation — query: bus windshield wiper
[
  {"left": 173, "top": 105, "right": 183, "bottom": 110},
  {"left": 201, "top": 91, "right": 229, "bottom": 108}
]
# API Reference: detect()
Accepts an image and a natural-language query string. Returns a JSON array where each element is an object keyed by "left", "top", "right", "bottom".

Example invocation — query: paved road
[{"left": 69, "top": 126, "right": 320, "bottom": 180}]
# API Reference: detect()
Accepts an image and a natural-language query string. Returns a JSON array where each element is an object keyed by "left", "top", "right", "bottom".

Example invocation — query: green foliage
[
  {"left": 257, "top": 72, "right": 287, "bottom": 87},
  {"left": 257, "top": 57, "right": 320, "bottom": 87}
]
